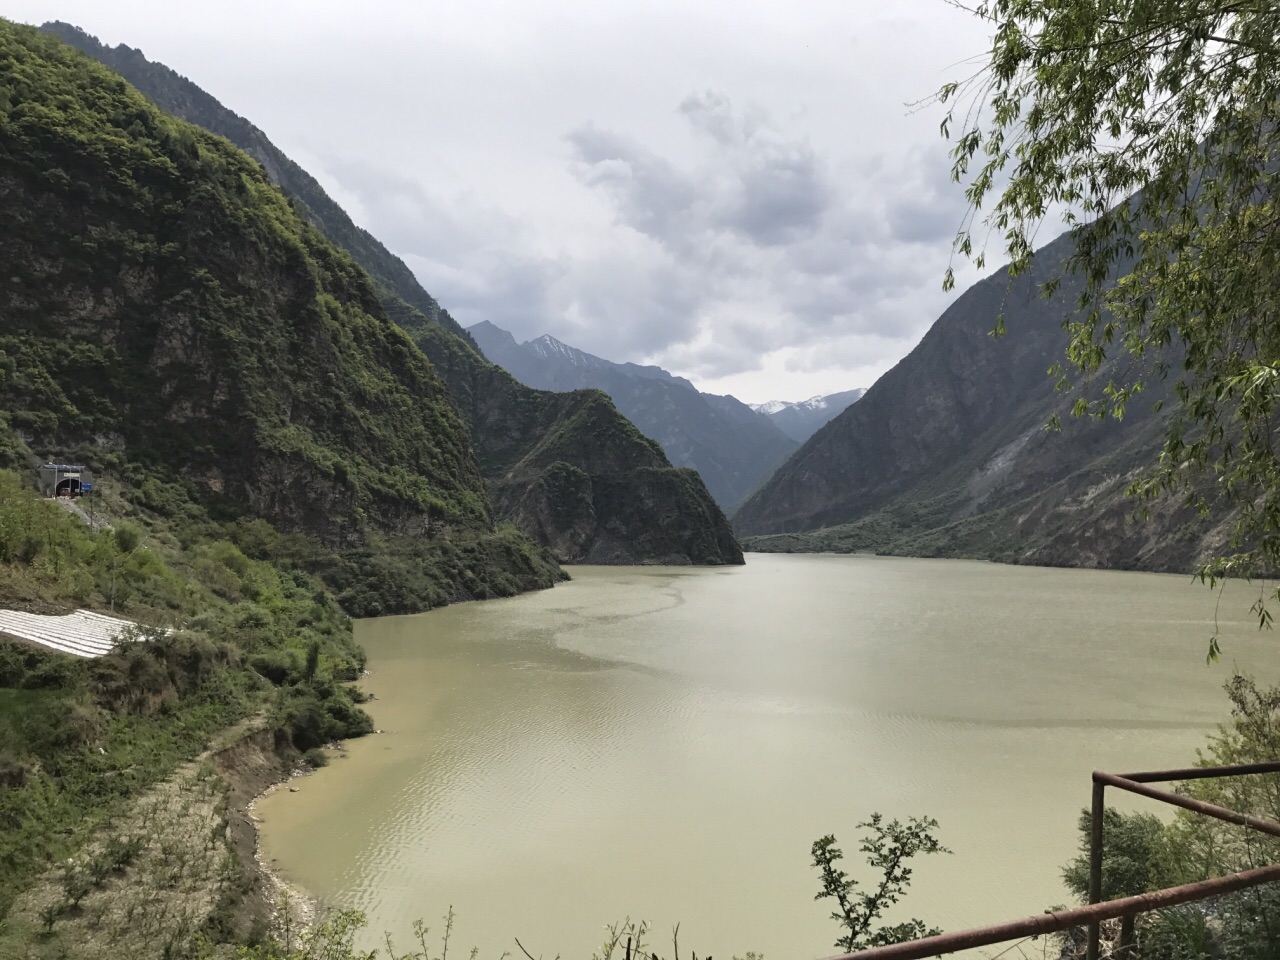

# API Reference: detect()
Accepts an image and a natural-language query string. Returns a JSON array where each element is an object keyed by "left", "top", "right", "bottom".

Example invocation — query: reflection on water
[{"left": 257, "top": 555, "right": 1276, "bottom": 959}]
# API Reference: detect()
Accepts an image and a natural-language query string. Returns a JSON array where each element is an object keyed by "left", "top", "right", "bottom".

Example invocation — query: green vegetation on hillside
[
  {"left": 0, "top": 470, "right": 368, "bottom": 927},
  {"left": 0, "top": 19, "right": 562, "bottom": 609}
]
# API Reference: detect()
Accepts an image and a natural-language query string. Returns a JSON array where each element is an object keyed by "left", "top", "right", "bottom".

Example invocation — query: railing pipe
[
  {"left": 1095, "top": 772, "right": 1280, "bottom": 839},
  {"left": 823, "top": 761, "right": 1280, "bottom": 960},
  {"left": 1118, "top": 760, "right": 1280, "bottom": 783}
]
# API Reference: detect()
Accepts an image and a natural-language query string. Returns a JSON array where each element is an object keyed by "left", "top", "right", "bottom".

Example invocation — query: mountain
[
  {"left": 750, "top": 389, "right": 866, "bottom": 443},
  {"left": 36, "top": 22, "right": 477, "bottom": 351},
  {"left": 468, "top": 320, "right": 799, "bottom": 512},
  {"left": 733, "top": 230, "right": 1231, "bottom": 573},
  {"left": 42, "top": 22, "right": 743, "bottom": 567},
  {"left": 468, "top": 321, "right": 700, "bottom": 392},
  {"left": 0, "top": 20, "right": 569, "bottom": 615}
]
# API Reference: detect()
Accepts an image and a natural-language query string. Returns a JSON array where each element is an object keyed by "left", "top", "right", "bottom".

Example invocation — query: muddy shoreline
[
  {"left": 247, "top": 771, "right": 322, "bottom": 940},
  {"left": 206, "top": 720, "right": 321, "bottom": 944}
]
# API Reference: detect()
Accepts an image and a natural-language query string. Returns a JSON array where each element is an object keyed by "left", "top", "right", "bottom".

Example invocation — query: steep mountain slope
[
  {"left": 0, "top": 21, "right": 569, "bottom": 611},
  {"left": 37, "top": 20, "right": 476, "bottom": 350},
  {"left": 0, "top": 23, "right": 482, "bottom": 539},
  {"left": 750, "top": 389, "right": 865, "bottom": 443},
  {"left": 43, "top": 22, "right": 743, "bottom": 566},
  {"left": 469, "top": 320, "right": 799, "bottom": 511},
  {"left": 734, "top": 231, "right": 1230, "bottom": 572}
]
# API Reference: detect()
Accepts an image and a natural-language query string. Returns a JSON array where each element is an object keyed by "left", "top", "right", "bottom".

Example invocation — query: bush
[
  {"left": 250, "top": 650, "right": 297, "bottom": 686},
  {"left": 278, "top": 685, "right": 372, "bottom": 753},
  {"left": 1062, "top": 808, "right": 1182, "bottom": 902},
  {"left": 302, "top": 747, "right": 328, "bottom": 769},
  {"left": 113, "top": 522, "right": 143, "bottom": 554}
]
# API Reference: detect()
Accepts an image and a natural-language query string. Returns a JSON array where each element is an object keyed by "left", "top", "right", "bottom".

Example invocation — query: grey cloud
[
  {"left": 562, "top": 251, "right": 705, "bottom": 360},
  {"left": 565, "top": 125, "right": 697, "bottom": 244},
  {"left": 307, "top": 90, "right": 960, "bottom": 391},
  {"left": 678, "top": 90, "right": 748, "bottom": 145},
  {"left": 884, "top": 147, "right": 968, "bottom": 244},
  {"left": 311, "top": 151, "right": 712, "bottom": 363},
  {"left": 569, "top": 93, "right": 834, "bottom": 252},
  {"left": 302, "top": 96, "right": 961, "bottom": 395},
  {"left": 312, "top": 156, "right": 567, "bottom": 340},
  {"left": 563, "top": 93, "right": 962, "bottom": 380},
  {"left": 725, "top": 133, "right": 831, "bottom": 246}
]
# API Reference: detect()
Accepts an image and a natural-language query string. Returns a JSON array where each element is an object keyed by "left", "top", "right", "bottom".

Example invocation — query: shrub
[
  {"left": 302, "top": 747, "right": 328, "bottom": 769},
  {"left": 250, "top": 650, "right": 297, "bottom": 686}
]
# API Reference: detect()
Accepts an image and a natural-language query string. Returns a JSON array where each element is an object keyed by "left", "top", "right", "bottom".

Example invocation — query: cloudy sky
[{"left": 5, "top": 1, "right": 997, "bottom": 403}]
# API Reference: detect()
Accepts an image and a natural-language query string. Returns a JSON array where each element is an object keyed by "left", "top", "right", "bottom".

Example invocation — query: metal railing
[{"left": 824, "top": 760, "right": 1280, "bottom": 960}]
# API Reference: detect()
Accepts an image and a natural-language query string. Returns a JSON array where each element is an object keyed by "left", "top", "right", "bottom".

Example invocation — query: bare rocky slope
[
  {"left": 44, "top": 21, "right": 743, "bottom": 567},
  {"left": 734, "top": 230, "right": 1232, "bottom": 573}
]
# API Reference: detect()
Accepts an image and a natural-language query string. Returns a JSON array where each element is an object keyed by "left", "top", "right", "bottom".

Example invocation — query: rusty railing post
[
  {"left": 1087, "top": 775, "right": 1105, "bottom": 960},
  {"left": 1118, "top": 914, "right": 1135, "bottom": 956}
]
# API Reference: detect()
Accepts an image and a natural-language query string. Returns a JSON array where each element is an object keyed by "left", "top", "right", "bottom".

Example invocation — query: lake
[{"left": 257, "top": 554, "right": 1277, "bottom": 959}]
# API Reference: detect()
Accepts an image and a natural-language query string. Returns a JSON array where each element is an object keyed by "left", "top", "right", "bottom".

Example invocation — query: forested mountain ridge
[
  {"left": 43, "top": 21, "right": 743, "bottom": 566},
  {"left": 37, "top": 20, "right": 477, "bottom": 349},
  {"left": 734, "top": 230, "right": 1232, "bottom": 572},
  {"left": 468, "top": 320, "right": 799, "bottom": 512}
]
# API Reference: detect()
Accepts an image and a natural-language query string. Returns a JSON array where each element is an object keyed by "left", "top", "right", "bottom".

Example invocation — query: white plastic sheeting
[{"left": 0, "top": 608, "right": 154, "bottom": 658}]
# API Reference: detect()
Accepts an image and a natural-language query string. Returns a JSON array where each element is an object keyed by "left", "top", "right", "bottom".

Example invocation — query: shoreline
[
  {"left": 248, "top": 769, "right": 322, "bottom": 941},
  {"left": 202, "top": 718, "right": 327, "bottom": 947},
  {"left": 249, "top": 661, "right": 399, "bottom": 946}
]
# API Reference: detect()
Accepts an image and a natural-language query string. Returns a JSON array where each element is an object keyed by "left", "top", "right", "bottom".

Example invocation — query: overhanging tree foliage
[{"left": 940, "top": 1, "right": 1280, "bottom": 651}]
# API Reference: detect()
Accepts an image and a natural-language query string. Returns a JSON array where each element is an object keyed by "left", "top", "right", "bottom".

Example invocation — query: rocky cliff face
[
  {"left": 414, "top": 322, "right": 744, "bottom": 564},
  {"left": 44, "top": 22, "right": 744, "bottom": 566},
  {"left": 468, "top": 320, "right": 799, "bottom": 512},
  {"left": 735, "top": 230, "right": 1230, "bottom": 573}
]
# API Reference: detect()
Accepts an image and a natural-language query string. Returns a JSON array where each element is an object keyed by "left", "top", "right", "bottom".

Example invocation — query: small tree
[
  {"left": 303, "top": 639, "right": 321, "bottom": 685},
  {"left": 1062, "top": 807, "right": 1181, "bottom": 903},
  {"left": 811, "top": 814, "right": 950, "bottom": 952}
]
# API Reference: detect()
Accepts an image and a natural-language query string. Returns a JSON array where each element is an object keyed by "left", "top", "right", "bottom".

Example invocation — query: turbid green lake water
[{"left": 257, "top": 554, "right": 1278, "bottom": 959}]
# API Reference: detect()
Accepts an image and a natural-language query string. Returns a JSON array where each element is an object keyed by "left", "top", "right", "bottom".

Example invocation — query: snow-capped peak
[
  {"left": 752, "top": 395, "right": 829, "bottom": 414},
  {"left": 751, "top": 400, "right": 791, "bottom": 414}
]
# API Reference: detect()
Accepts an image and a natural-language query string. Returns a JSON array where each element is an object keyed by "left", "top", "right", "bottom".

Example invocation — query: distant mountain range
[
  {"left": 750, "top": 390, "right": 866, "bottom": 443},
  {"left": 467, "top": 322, "right": 863, "bottom": 512}
]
